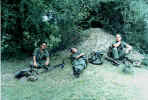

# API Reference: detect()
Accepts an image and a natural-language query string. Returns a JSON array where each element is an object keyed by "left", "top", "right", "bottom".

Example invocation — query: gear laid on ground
[{"left": 27, "top": 75, "right": 39, "bottom": 81}]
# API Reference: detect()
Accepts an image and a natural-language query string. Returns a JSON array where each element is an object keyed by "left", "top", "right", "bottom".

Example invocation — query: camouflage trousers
[
  {"left": 72, "top": 60, "right": 87, "bottom": 77},
  {"left": 112, "top": 47, "right": 126, "bottom": 60}
]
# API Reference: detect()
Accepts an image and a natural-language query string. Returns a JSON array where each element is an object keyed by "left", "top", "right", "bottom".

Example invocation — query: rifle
[
  {"left": 105, "top": 56, "right": 120, "bottom": 66},
  {"left": 40, "top": 60, "right": 65, "bottom": 72},
  {"left": 15, "top": 60, "right": 65, "bottom": 79}
]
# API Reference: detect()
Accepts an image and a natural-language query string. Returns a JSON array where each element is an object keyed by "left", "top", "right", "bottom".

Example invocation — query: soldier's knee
[
  {"left": 30, "top": 62, "right": 34, "bottom": 68},
  {"left": 112, "top": 47, "right": 118, "bottom": 51},
  {"left": 112, "top": 47, "right": 119, "bottom": 54}
]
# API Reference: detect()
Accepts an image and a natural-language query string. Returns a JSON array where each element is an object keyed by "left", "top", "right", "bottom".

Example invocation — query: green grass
[
  {"left": 2, "top": 28, "right": 148, "bottom": 100},
  {"left": 2, "top": 53, "right": 148, "bottom": 100}
]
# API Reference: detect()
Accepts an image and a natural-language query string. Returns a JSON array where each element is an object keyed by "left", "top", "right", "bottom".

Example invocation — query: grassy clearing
[
  {"left": 2, "top": 28, "right": 148, "bottom": 100},
  {"left": 2, "top": 55, "right": 148, "bottom": 100}
]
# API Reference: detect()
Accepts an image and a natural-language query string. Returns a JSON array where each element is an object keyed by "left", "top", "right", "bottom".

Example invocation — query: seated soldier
[
  {"left": 70, "top": 48, "right": 87, "bottom": 78},
  {"left": 30, "top": 41, "right": 50, "bottom": 71},
  {"left": 109, "top": 34, "right": 132, "bottom": 62}
]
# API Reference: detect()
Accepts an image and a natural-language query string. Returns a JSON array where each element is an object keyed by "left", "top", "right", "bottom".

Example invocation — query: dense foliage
[
  {"left": 2, "top": 0, "right": 148, "bottom": 59},
  {"left": 2, "top": 0, "right": 90, "bottom": 58},
  {"left": 79, "top": 0, "right": 148, "bottom": 52}
]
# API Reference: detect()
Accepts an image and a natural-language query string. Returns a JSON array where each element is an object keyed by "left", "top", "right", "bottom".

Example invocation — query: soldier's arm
[
  {"left": 125, "top": 44, "right": 132, "bottom": 53},
  {"left": 45, "top": 50, "right": 50, "bottom": 66},
  {"left": 113, "top": 41, "right": 121, "bottom": 48},
  {"left": 76, "top": 53, "right": 85, "bottom": 59},
  {"left": 45, "top": 57, "right": 50, "bottom": 66},
  {"left": 33, "top": 56, "right": 38, "bottom": 67}
]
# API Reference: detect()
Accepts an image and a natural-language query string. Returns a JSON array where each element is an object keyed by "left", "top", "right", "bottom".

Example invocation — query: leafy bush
[
  {"left": 2, "top": 0, "right": 92, "bottom": 59},
  {"left": 2, "top": 0, "right": 148, "bottom": 59}
]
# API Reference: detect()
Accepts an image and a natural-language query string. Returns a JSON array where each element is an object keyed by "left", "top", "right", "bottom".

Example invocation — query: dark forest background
[{"left": 2, "top": 0, "right": 148, "bottom": 59}]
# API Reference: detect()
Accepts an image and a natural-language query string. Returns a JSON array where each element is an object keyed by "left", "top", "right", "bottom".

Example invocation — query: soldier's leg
[
  {"left": 81, "top": 60, "right": 87, "bottom": 69},
  {"left": 84, "top": 62, "right": 87, "bottom": 69},
  {"left": 75, "top": 68, "right": 80, "bottom": 78},
  {"left": 40, "top": 60, "right": 50, "bottom": 69},
  {"left": 40, "top": 64, "right": 49, "bottom": 71},
  {"left": 30, "top": 61, "right": 34, "bottom": 70},
  {"left": 118, "top": 49, "right": 126, "bottom": 60},
  {"left": 72, "top": 66, "right": 77, "bottom": 76},
  {"left": 29, "top": 61, "right": 40, "bottom": 74},
  {"left": 72, "top": 66, "right": 80, "bottom": 78},
  {"left": 112, "top": 47, "right": 119, "bottom": 59},
  {"left": 30, "top": 61, "right": 41, "bottom": 69}
]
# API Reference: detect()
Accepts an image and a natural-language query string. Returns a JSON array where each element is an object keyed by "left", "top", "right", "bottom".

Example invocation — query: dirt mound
[
  {"left": 77, "top": 28, "right": 114, "bottom": 52},
  {"left": 74, "top": 28, "right": 144, "bottom": 63}
]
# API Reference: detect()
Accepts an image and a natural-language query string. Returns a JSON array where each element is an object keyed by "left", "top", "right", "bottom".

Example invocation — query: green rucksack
[
  {"left": 88, "top": 51, "right": 104, "bottom": 65},
  {"left": 15, "top": 68, "right": 32, "bottom": 79}
]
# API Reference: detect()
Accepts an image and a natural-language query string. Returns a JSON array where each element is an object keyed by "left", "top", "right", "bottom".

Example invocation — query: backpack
[
  {"left": 15, "top": 68, "right": 39, "bottom": 81},
  {"left": 15, "top": 68, "right": 32, "bottom": 79},
  {"left": 88, "top": 51, "right": 104, "bottom": 65}
]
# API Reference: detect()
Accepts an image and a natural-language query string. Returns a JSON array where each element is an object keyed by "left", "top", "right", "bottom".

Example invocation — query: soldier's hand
[
  {"left": 125, "top": 49, "right": 130, "bottom": 54},
  {"left": 113, "top": 42, "right": 121, "bottom": 47},
  {"left": 45, "top": 62, "right": 49, "bottom": 66},
  {"left": 34, "top": 62, "right": 38, "bottom": 67}
]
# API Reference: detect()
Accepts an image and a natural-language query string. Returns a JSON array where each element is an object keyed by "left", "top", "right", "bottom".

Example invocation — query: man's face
[
  {"left": 116, "top": 34, "right": 122, "bottom": 42},
  {"left": 41, "top": 43, "right": 47, "bottom": 50}
]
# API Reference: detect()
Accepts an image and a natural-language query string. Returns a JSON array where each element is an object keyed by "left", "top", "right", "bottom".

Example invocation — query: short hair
[
  {"left": 70, "top": 47, "right": 77, "bottom": 52},
  {"left": 116, "top": 33, "right": 120, "bottom": 36},
  {"left": 70, "top": 48, "right": 74, "bottom": 52},
  {"left": 116, "top": 34, "right": 121, "bottom": 37},
  {"left": 38, "top": 41, "right": 47, "bottom": 46}
]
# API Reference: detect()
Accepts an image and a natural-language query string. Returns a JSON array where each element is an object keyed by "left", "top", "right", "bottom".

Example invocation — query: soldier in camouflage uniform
[
  {"left": 70, "top": 48, "right": 87, "bottom": 78},
  {"left": 30, "top": 42, "right": 50, "bottom": 70},
  {"left": 110, "top": 34, "right": 132, "bottom": 62}
]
